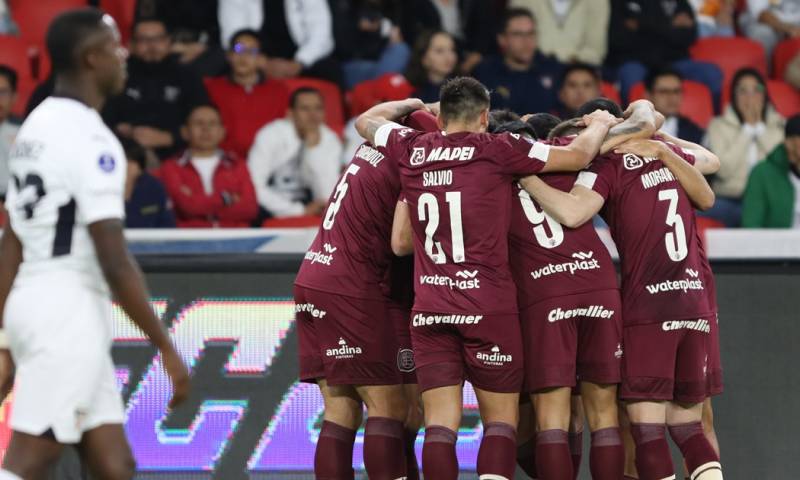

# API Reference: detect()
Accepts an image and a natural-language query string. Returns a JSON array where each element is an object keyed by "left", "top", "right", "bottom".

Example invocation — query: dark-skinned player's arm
[
  {"left": 615, "top": 139, "right": 716, "bottom": 211},
  {"left": 391, "top": 200, "right": 413, "bottom": 256},
  {"left": 355, "top": 98, "right": 428, "bottom": 146},
  {"left": 540, "top": 110, "right": 621, "bottom": 173},
  {"left": 655, "top": 130, "right": 721, "bottom": 175},
  {"left": 599, "top": 99, "right": 661, "bottom": 154},
  {"left": 519, "top": 176, "right": 605, "bottom": 229},
  {"left": 0, "top": 221, "right": 22, "bottom": 402},
  {"left": 89, "top": 219, "right": 190, "bottom": 409}
]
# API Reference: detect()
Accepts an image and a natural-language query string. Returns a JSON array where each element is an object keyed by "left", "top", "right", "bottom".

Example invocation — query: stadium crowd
[{"left": 0, "top": 0, "right": 799, "bottom": 229}]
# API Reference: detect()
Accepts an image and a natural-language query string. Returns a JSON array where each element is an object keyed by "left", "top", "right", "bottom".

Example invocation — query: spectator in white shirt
[
  {"left": 741, "top": 0, "right": 800, "bottom": 57},
  {"left": 248, "top": 87, "right": 342, "bottom": 218}
]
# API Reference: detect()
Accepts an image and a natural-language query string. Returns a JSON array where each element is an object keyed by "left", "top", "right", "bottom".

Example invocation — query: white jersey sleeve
[{"left": 67, "top": 131, "right": 125, "bottom": 225}]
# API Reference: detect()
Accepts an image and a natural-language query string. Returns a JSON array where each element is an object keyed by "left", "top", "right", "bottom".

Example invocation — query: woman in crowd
[
  {"left": 704, "top": 67, "right": 785, "bottom": 226},
  {"left": 404, "top": 29, "right": 458, "bottom": 103}
]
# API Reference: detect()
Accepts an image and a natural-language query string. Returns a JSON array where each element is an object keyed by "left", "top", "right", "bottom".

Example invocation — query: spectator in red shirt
[
  {"left": 204, "top": 29, "right": 290, "bottom": 158},
  {"left": 160, "top": 104, "right": 258, "bottom": 227}
]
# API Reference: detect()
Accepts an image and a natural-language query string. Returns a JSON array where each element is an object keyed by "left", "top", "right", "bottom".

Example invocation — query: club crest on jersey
[
  {"left": 409, "top": 146, "right": 475, "bottom": 166},
  {"left": 623, "top": 153, "right": 658, "bottom": 171},
  {"left": 98, "top": 154, "right": 116, "bottom": 173}
]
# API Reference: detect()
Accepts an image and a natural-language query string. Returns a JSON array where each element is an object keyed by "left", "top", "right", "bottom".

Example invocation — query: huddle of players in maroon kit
[{"left": 295, "top": 76, "right": 724, "bottom": 480}]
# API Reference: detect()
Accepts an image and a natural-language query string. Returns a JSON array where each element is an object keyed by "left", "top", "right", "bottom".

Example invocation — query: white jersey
[{"left": 5, "top": 97, "right": 125, "bottom": 294}]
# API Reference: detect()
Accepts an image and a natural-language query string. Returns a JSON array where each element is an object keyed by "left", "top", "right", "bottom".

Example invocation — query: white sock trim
[
  {"left": 0, "top": 470, "right": 23, "bottom": 480},
  {"left": 479, "top": 475, "right": 510, "bottom": 480},
  {"left": 691, "top": 461, "right": 723, "bottom": 480},
  {"left": 657, "top": 476, "right": 676, "bottom": 480}
]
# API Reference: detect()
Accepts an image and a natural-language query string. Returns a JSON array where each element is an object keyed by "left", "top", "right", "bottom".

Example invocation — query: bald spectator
[
  {"left": 473, "top": 8, "right": 562, "bottom": 115},
  {"left": 204, "top": 29, "right": 290, "bottom": 159},
  {"left": 741, "top": 0, "right": 800, "bottom": 57},
  {"left": 510, "top": 0, "right": 610, "bottom": 66},
  {"left": 160, "top": 104, "right": 258, "bottom": 228},
  {"left": 104, "top": 18, "right": 209, "bottom": 161},
  {"left": 248, "top": 87, "right": 342, "bottom": 219},
  {"left": 554, "top": 63, "right": 602, "bottom": 119}
]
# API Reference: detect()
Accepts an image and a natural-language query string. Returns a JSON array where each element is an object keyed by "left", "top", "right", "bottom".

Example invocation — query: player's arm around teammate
[
  {"left": 391, "top": 201, "right": 413, "bottom": 256},
  {"left": 355, "top": 98, "right": 429, "bottom": 147}
]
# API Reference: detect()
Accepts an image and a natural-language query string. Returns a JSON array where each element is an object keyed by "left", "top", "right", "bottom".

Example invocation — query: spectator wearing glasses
[
  {"left": 160, "top": 104, "right": 259, "bottom": 228},
  {"left": 705, "top": 68, "right": 785, "bottom": 226},
  {"left": 204, "top": 29, "right": 290, "bottom": 159},
  {"left": 248, "top": 87, "right": 342, "bottom": 219},
  {"left": 645, "top": 67, "right": 705, "bottom": 144},
  {"left": 104, "top": 18, "right": 210, "bottom": 161},
  {"left": 0, "top": 65, "right": 19, "bottom": 206},
  {"left": 473, "top": 8, "right": 562, "bottom": 116}
]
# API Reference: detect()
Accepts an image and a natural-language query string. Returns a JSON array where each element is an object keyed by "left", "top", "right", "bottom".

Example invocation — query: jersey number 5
[
  {"left": 418, "top": 192, "right": 465, "bottom": 264},
  {"left": 518, "top": 189, "right": 564, "bottom": 248},
  {"left": 658, "top": 188, "right": 688, "bottom": 261},
  {"left": 322, "top": 164, "right": 360, "bottom": 230}
]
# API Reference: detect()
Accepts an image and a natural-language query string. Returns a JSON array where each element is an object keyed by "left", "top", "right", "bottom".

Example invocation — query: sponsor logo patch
[
  {"left": 294, "top": 303, "right": 327, "bottom": 318},
  {"left": 326, "top": 338, "right": 362, "bottom": 359},
  {"left": 304, "top": 244, "right": 336, "bottom": 266},
  {"left": 476, "top": 345, "right": 513, "bottom": 366},
  {"left": 412, "top": 313, "right": 483, "bottom": 327},
  {"left": 548, "top": 305, "right": 615, "bottom": 323},
  {"left": 419, "top": 271, "right": 480, "bottom": 290},
  {"left": 98, "top": 153, "right": 116, "bottom": 172},
  {"left": 662, "top": 319, "right": 711, "bottom": 333},
  {"left": 531, "top": 251, "right": 601, "bottom": 280}
]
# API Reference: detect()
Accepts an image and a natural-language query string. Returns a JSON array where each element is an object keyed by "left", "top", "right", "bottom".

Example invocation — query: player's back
[
  {"left": 5, "top": 97, "right": 125, "bottom": 294},
  {"left": 295, "top": 142, "right": 402, "bottom": 300},
  {"left": 392, "top": 130, "right": 548, "bottom": 314},
  {"left": 509, "top": 172, "right": 617, "bottom": 308},
  {"left": 577, "top": 147, "right": 714, "bottom": 324}
]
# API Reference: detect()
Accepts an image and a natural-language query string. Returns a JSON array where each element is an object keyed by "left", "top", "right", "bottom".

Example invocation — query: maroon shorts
[
  {"left": 295, "top": 286, "right": 402, "bottom": 386},
  {"left": 521, "top": 289, "right": 623, "bottom": 393},
  {"left": 621, "top": 315, "right": 723, "bottom": 404},
  {"left": 388, "top": 305, "right": 417, "bottom": 384},
  {"left": 409, "top": 311, "right": 523, "bottom": 394}
]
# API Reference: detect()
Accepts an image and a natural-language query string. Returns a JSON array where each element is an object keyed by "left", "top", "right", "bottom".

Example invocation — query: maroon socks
[
  {"left": 422, "top": 425, "right": 459, "bottom": 480},
  {"left": 477, "top": 422, "right": 517, "bottom": 479},
  {"left": 569, "top": 430, "right": 583, "bottom": 479},
  {"left": 536, "top": 429, "right": 574, "bottom": 480},
  {"left": 669, "top": 422, "right": 722, "bottom": 479},
  {"left": 630, "top": 423, "right": 674, "bottom": 480},
  {"left": 315, "top": 420, "right": 356, "bottom": 480},
  {"left": 363, "top": 417, "right": 406, "bottom": 479},
  {"left": 590, "top": 427, "right": 625, "bottom": 480}
]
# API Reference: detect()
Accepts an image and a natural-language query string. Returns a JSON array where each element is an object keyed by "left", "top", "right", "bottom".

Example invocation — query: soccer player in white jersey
[{"left": 0, "top": 9, "right": 189, "bottom": 480}]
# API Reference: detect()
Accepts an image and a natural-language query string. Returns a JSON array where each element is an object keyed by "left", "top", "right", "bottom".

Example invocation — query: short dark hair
[
  {"left": 488, "top": 109, "right": 520, "bottom": 133},
  {"left": 730, "top": 67, "right": 771, "bottom": 123},
  {"left": 500, "top": 8, "right": 535, "bottom": 33},
  {"left": 290, "top": 87, "right": 323, "bottom": 109},
  {"left": 132, "top": 17, "right": 167, "bottom": 38},
  {"left": 645, "top": 66, "right": 683, "bottom": 93},
  {"left": 575, "top": 97, "right": 624, "bottom": 119},
  {"left": 548, "top": 118, "right": 583, "bottom": 139},
  {"left": 185, "top": 102, "right": 221, "bottom": 123},
  {"left": 229, "top": 28, "right": 260, "bottom": 50},
  {"left": 46, "top": 8, "right": 107, "bottom": 75},
  {"left": 526, "top": 112, "right": 561, "bottom": 140},
  {"left": 439, "top": 77, "right": 490, "bottom": 126},
  {"left": 559, "top": 63, "right": 601, "bottom": 90},
  {"left": 493, "top": 120, "right": 536, "bottom": 139},
  {"left": 0, "top": 65, "right": 18, "bottom": 92},
  {"left": 119, "top": 135, "right": 147, "bottom": 170}
]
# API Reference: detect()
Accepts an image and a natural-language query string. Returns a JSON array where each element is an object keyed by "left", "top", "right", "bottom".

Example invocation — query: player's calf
[
  {"left": 668, "top": 421, "right": 722, "bottom": 480},
  {"left": 516, "top": 399, "right": 538, "bottom": 479},
  {"left": 532, "top": 387, "right": 573, "bottom": 480},
  {"left": 569, "top": 395, "right": 584, "bottom": 480},
  {"left": 403, "top": 384, "right": 423, "bottom": 480},
  {"left": 316, "top": 381, "right": 362, "bottom": 480},
  {"left": 2, "top": 431, "right": 64, "bottom": 480},
  {"left": 581, "top": 382, "right": 624, "bottom": 480}
]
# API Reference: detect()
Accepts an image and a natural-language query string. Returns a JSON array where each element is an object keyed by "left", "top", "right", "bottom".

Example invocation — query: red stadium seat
[
  {"left": 696, "top": 216, "right": 725, "bottom": 246},
  {"left": 99, "top": 0, "right": 136, "bottom": 45},
  {"left": 282, "top": 77, "right": 345, "bottom": 136},
  {"left": 767, "top": 80, "right": 800, "bottom": 118},
  {"left": 690, "top": 36, "right": 767, "bottom": 102},
  {"left": 627, "top": 80, "right": 714, "bottom": 129},
  {"left": 772, "top": 38, "right": 800, "bottom": 81},
  {"left": 11, "top": 0, "right": 89, "bottom": 48},
  {"left": 600, "top": 82, "right": 621, "bottom": 105}
]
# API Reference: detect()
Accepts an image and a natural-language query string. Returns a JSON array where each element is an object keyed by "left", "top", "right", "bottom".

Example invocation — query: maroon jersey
[
  {"left": 509, "top": 174, "right": 618, "bottom": 309},
  {"left": 575, "top": 142, "right": 716, "bottom": 325},
  {"left": 377, "top": 122, "right": 551, "bottom": 314},
  {"left": 295, "top": 142, "right": 400, "bottom": 299}
]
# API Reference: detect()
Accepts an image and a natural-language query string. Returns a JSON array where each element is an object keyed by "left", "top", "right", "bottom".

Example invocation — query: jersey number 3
[{"left": 659, "top": 188, "right": 688, "bottom": 261}]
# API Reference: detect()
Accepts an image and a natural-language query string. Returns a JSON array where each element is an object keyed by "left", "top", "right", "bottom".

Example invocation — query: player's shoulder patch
[{"left": 98, "top": 153, "right": 117, "bottom": 173}]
